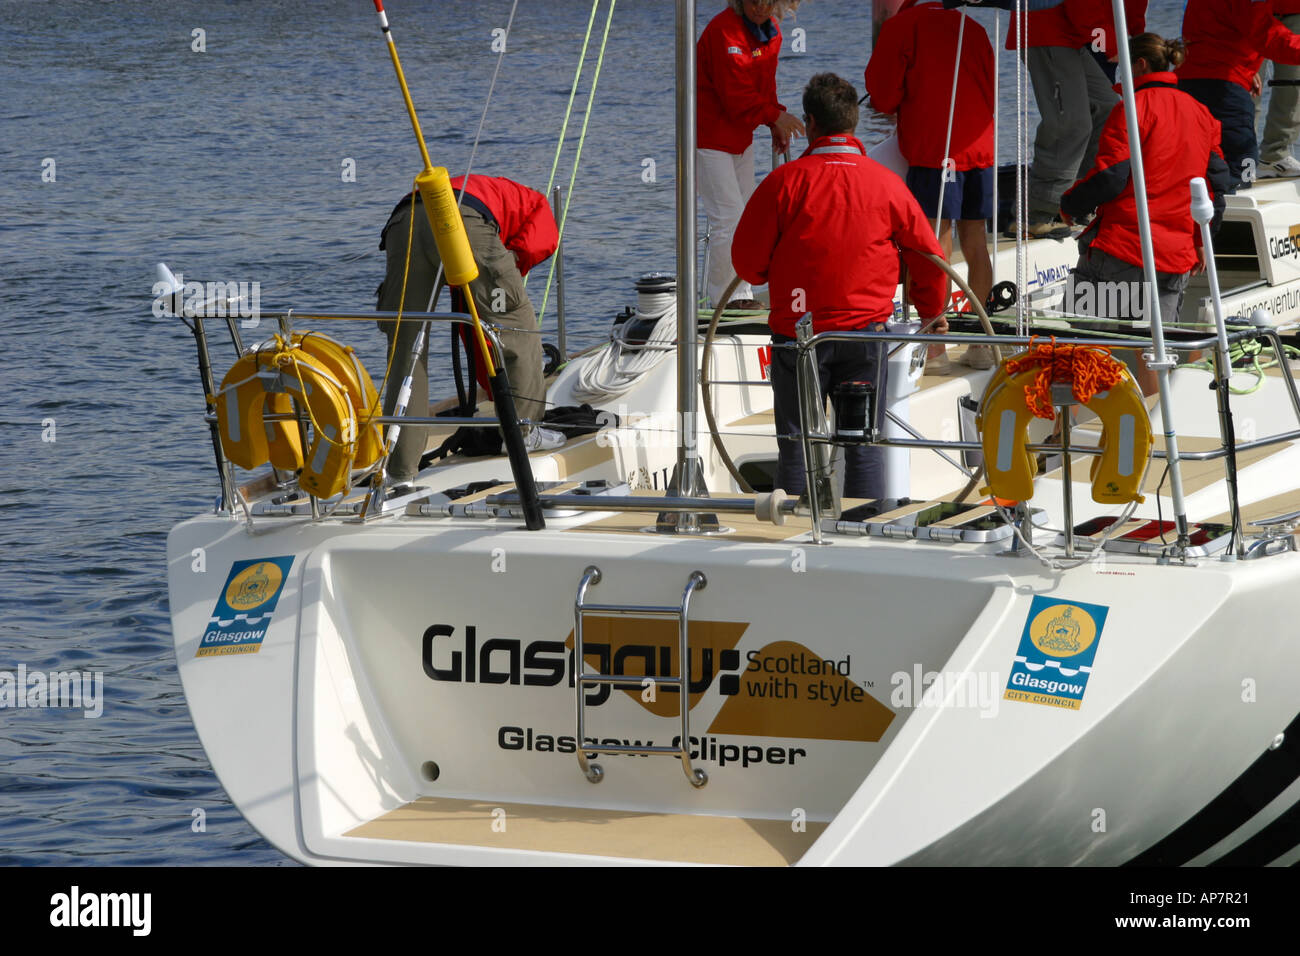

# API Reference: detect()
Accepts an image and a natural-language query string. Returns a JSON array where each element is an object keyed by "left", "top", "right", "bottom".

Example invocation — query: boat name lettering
[
  {"left": 422, "top": 624, "right": 739, "bottom": 707},
  {"left": 498, "top": 725, "right": 806, "bottom": 768},
  {"left": 1269, "top": 224, "right": 1300, "bottom": 260}
]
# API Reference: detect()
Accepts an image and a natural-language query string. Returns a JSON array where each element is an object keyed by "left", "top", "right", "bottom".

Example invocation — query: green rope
[
  {"left": 1183, "top": 338, "right": 1300, "bottom": 394},
  {"left": 536, "top": 0, "right": 617, "bottom": 327},
  {"left": 538, "top": 1, "right": 600, "bottom": 217}
]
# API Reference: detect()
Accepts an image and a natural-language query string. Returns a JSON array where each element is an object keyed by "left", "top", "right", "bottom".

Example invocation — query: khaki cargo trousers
[{"left": 376, "top": 200, "right": 546, "bottom": 482}]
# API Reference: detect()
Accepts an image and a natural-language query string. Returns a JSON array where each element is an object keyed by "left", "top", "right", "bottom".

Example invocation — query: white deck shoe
[
  {"left": 524, "top": 425, "right": 567, "bottom": 451},
  {"left": 1257, "top": 155, "right": 1300, "bottom": 179}
]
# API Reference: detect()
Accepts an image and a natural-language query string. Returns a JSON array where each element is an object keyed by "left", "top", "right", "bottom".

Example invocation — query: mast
[
  {"left": 659, "top": 0, "right": 717, "bottom": 532},
  {"left": 1109, "top": 0, "right": 1191, "bottom": 552},
  {"left": 676, "top": 0, "right": 698, "bottom": 490}
]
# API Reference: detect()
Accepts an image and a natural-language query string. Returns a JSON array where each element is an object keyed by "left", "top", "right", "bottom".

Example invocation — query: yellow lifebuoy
[
  {"left": 214, "top": 336, "right": 367, "bottom": 499},
  {"left": 976, "top": 349, "right": 1152, "bottom": 504},
  {"left": 291, "top": 332, "right": 383, "bottom": 470},
  {"left": 216, "top": 349, "right": 303, "bottom": 473}
]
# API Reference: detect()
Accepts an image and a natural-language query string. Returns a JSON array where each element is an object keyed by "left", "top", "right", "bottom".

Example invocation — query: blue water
[{"left": 0, "top": 0, "right": 1188, "bottom": 865}]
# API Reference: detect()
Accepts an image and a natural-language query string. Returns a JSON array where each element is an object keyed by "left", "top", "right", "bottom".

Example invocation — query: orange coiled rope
[{"left": 1002, "top": 337, "right": 1126, "bottom": 419}]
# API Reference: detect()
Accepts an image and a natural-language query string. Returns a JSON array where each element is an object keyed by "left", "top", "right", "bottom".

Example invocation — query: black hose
[
  {"left": 451, "top": 325, "right": 470, "bottom": 414},
  {"left": 701, "top": 275, "right": 755, "bottom": 493}
]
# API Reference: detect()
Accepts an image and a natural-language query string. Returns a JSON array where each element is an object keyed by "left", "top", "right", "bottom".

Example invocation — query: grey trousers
[
  {"left": 1066, "top": 245, "right": 1191, "bottom": 328},
  {"left": 1259, "top": 13, "right": 1300, "bottom": 164},
  {"left": 376, "top": 201, "right": 546, "bottom": 482},
  {"left": 1027, "top": 46, "right": 1119, "bottom": 221}
]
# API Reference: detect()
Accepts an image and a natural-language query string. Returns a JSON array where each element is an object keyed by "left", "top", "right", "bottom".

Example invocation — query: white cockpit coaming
[{"left": 169, "top": 480, "right": 1300, "bottom": 865}]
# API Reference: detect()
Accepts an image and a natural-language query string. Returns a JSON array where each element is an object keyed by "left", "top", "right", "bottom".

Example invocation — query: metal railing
[
  {"left": 183, "top": 308, "right": 512, "bottom": 518},
  {"left": 185, "top": 293, "right": 1300, "bottom": 563},
  {"left": 782, "top": 320, "right": 1300, "bottom": 557}
]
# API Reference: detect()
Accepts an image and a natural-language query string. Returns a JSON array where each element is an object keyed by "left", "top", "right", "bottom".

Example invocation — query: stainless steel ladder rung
[
  {"left": 578, "top": 604, "right": 681, "bottom": 618},
  {"left": 581, "top": 675, "right": 684, "bottom": 687},
  {"left": 573, "top": 565, "right": 708, "bottom": 788}
]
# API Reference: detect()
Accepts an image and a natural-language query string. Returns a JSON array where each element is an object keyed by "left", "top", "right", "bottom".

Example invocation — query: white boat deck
[{"left": 346, "top": 797, "right": 824, "bottom": 865}]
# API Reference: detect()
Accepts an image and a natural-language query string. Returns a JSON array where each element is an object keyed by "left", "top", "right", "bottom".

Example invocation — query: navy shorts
[{"left": 906, "top": 165, "right": 994, "bottom": 221}]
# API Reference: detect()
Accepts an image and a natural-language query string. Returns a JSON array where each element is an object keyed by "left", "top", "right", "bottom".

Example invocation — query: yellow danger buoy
[{"left": 416, "top": 167, "right": 478, "bottom": 287}]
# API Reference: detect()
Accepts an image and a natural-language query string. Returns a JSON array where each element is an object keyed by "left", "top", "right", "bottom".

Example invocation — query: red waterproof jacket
[
  {"left": 1060, "top": 73, "right": 1230, "bottom": 273},
  {"left": 1004, "top": 0, "right": 1145, "bottom": 52},
  {"left": 732, "top": 134, "right": 948, "bottom": 336},
  {"left": 450, "top": 174, "right": 559, "bottom": 277},
  {"left": 1004, "top": 0, "right": 1085, "bottom": 50},
  {"left": 1181, "top": 0, "right": 1300, "bottom": 91},
  {"left": 1276, "top": 0, "right": 1300, "bottom": 16},
  {"left": 864, "top": 0, "right": 994, "bottom": 170},
  {"left": 697, "top": 7, "right": 784, "bottom": 154},
  {"left": 1072, "top": 0, "right": 1148, "bottom": 58}
]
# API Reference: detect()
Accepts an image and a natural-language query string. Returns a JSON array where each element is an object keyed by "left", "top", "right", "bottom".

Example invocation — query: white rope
[
  {"left": 424, "top": 0, "right": 522, "bottom": 312},
  {"left": 935, "top": 9, "right": 968, "bottom": 238},
  {"left": 570, "top": 290, "right": 677, "bottom": 403},
  {"left": 460, "top": 0, "right": 519, "bottom": 200},
  {"left": 993, "top": 499, "right": 1141, "bottom": 572},
  {"left": 1015, "top": 0, "right": 1028, "bottom": 334},
  {"left": 992, "top": 10, "right": 1000, "bottom": 290}
]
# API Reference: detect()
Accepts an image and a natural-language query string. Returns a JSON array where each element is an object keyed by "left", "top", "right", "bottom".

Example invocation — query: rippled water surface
[{"left": 0, "top": 0, "right": 1187, "bottom": 865}]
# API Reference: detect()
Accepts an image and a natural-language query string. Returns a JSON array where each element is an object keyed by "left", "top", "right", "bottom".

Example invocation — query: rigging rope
[
  {"left": 541, "top": 2, "right": 602, "bottom": 203},
  {"left": 934, "top": 9, "right": 967, "bottom": 238},
  {"left": 991, "top": 10, "right": 1000, "bottom": 291},
  {"left": 423, "top": 0, "right": 523, "bottom": 315},
  {"left": 536, "top": 0, "right": 618, "bottom": 327},
  {"left": 460, "top": 0, "right": 521, "bottom": 200},
  {"left": 570, "top": 284, "right": 676, "bottom": 403},
  {"left": 1015, "top": 0, "right": 1028, "bottom": 335}
]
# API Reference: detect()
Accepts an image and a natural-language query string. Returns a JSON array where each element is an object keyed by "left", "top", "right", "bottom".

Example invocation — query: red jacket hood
[
  {"left": 1111, "top": 69, "right": 1179, "bottom": 96},
  {"left": 797, "top": 133, "right": 868, "bottom": 159}
]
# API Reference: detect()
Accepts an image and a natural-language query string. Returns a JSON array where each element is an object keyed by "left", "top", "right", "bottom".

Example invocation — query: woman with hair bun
[
  {"left": 1060, "top": 33, "right": 1232, "bottom": 394},
  {"left": 697, "top": 0, "right": 806, "bottom": 309}
]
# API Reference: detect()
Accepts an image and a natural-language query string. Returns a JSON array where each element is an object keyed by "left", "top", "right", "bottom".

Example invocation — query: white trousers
[{"left": 697, "top": 145, "right": 755, "bottom": 306}]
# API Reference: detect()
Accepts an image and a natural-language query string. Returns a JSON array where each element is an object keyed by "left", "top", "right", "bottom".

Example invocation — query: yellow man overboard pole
[{"left": 370, "top": 0, "right": 544, "bottom": 529}]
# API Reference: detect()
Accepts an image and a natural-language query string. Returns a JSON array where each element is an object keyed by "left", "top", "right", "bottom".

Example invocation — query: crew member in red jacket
[
  {"left": 697, "top": 0, "right": 805, "bottom": 309},
  {"left": 1180, "top": 0, "right": 1300, "bottom": 188},
  {"left": 1004, "top": 0, "right": 1119, "bottom": 236},
  {"left": 1258, "top": 0, "right": 1300, "bottom": 178},
  {"left": 1061, "top": 35, "right": 1231, "bottom": 394},
  {"left": 376, "top": 174, "right": 563, "bottom": 486},
  {"left": 865, "top": 0, "right": 994, "bottom": 355},
  {"left": 1081, "top": 0, "right": 1148, "bottom": 82},
  {"left": 732, "top": 73, "right": 948, "bottom": 500}
]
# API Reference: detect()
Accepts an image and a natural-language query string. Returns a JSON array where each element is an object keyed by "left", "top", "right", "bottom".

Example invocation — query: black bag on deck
[{"left": 419, "top": 404, "right": 616, "bottom": 467}]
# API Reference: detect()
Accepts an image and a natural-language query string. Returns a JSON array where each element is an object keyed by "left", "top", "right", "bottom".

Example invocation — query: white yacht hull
[{"left": 167, "top": 319, "right": 1300, "bottom": 865}]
